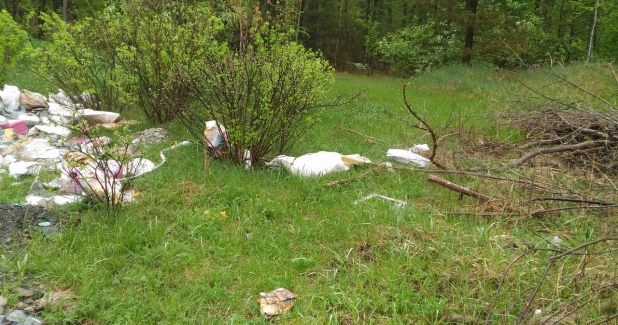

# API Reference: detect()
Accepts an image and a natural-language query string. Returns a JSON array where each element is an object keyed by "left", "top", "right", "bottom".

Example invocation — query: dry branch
[
  {"left": 516, "top": 236, "right": 618, "bottom": 324},
  {"left": 428, "top": 175, "right": 495, "bottom": 203},
  {"left": 403, "top": 84, "right": 447, "bottom": 170},
  {"left": 509, "top": 140, "right": 612, "bottom": 168},
  {"left": 428, "top": 175, "right": 514, "bottom": 211}
]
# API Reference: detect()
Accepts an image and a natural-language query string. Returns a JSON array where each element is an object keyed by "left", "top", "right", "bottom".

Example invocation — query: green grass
[{"left": 1, "top": 64, "right": 617, "bottom": 324}]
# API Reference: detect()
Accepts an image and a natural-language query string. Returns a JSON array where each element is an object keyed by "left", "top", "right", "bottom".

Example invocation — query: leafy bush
[
  {"left": 0, "top": 10, "right": 27, "bottom": 81},
  {"left": 24, "top": 1, "right": 225, "bottom": 121},
  {"left": 23, "top": 12, "right": 130, "bottom": 112},
  {"left": 182, "top": 29, "right": 334, "bottom": 165},
  {"left": 61, "top": 120, "right": 142, "bottom": 215},
  {"left": 377, "top": 21, "right": 460, "bottom": 76},
  {"left": 110, "top": 0, "right": 226, "bottom": 123}
]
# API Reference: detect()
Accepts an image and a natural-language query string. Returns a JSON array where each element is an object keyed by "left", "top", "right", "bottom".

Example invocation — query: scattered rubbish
[
  {"left": 123, "top": 158, "right": 155, "bottom": 178},
  {"left": 1, "top": 120, "right": 29, "bottom": 135},
  {"left": 20, "top": 89, "right": 48, "bottom": 111},
  {"left": 35, "top": 290, "right": 75, "bottom": 311},
  {"left": 26, "top": 195, "right": 84, "bottom": 208},
  {"left": 81, "top": 108, "right": 120, "bottom": 124},
  {"left": 9, "top": 161, "right": 41, "bottom": 178},
  {"left": 204, "top": 120, "right": 227, "bottom": 150},
  {"left": 551, "top": 236, "right": 563, "bottom": 245},
  {"left": 48, "top": 89, "right": 72, "bottom": 106},
  {"left": 62, "top": 151, "right": 93, "bottom": 166},
  {"left": 16, "top": 138, "right": 66, "bottom": 161},
  {"left": 2, "top": 154, "right": 16, "bottom": 166},
  {"left": 244, "top": 149, "right": 252, "bottom": 170},
  {"left": 81, "top": 136, "right": 110, "bottom": 153},
  {"left": 387, "top": 149, "right": 430, "bottom": 167},
  {"left": 120, "top": 141, "right": 191, "bottom": 181},
  {"left": 60, "top": 167, "right": 86, "bottom": 194},
  {"left": 267, "top": 151, "right": 371, "bottom": 177},
  {"left": 258, "top": 288, "right": 296, "bottom": 317},
  {"left": 32, "top": 124, "right": 72, "bottom": 138},
  {"left": 353, "top": 193, "right": 407, "bottom": 208},
  {"left": 132, "top": 127, "right": 169, "bottom": 144},
  {"left": 410, "top": 144, "right": 430, "bottom": 154},
  {"left": 43, "top": 178, "right": 61, "bottom": 189},
  {"left": 2, "top": 128, "right": 16, "bottom": 141},
  {"left": 0, "top": 84, "right": 21, "bottom": 111},
  {"left": 47, "top": 102, "right": 80, "bottom": 124},
  {"left": 38, "top": 221, "right": 51, "bottom": 227},
  {"left": 99, "top": 119, "right": 140, "bottom": 130},
  {"left": 18, "top": 113, "right": 41, "bottom": 126},
  {"left": 7, "top": 310, "right": 27, "bottom": 322}
]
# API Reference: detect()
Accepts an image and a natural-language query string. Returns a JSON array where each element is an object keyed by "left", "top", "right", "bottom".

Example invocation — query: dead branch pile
[{"left": 505, "top": 109, "right": 618, "bottom": 172}]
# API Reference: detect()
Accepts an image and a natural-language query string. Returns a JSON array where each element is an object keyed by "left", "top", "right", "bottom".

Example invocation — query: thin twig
[
  {"left": 403, "top": 84, "right": 447, "bottom": 170},
  {"left": 525, "top": 197, "right": 615, "bottom": 206},
  {"left": 398, "top": 167, "right": 554, "bottom": 192},
  {"left": 516, "top": 237, "right": 618, "bottom": 324},
  {"left": 609, "top": 63, "right": 618, "bottom": 87},
  {"left": 530, "top": 204, "right": 618, "bottom": 216},
  {"left": 334, "top": 124, "right": 391, "bottom": 145},
  {"left": 484, "top": 249, "right": 538, "bottom": 325},
  {"left": 509, "top": 140, "right": 612, "bottom": 168},
  {"left": 588, "top": 312, "right": 618, "bottom": 325}
]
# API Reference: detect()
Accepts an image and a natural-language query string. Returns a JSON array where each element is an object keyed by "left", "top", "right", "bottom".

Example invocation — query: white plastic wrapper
[
  {"left": 387, "top": 149, "right": 430, "bottom": 167},
  {"left": 123, "top": 158, "right": 155, "bottom": 178},
  {"left": 9, "top": 161, "right": 41, "bottom": 178},
  {"left": 268, "top": 151, "right": 370, "bottom": 177},
  {"left": 0, "top": 84, "right": 21, "bottom": 111},
  {"left": 18, "top": 113, "right": 41, "bottom": 126},
  {"left": 204, "top": 120, "right": 227, "bottom": 148},
  {"left": 410, "top": 144, "right": 430, "bottom": 153}
]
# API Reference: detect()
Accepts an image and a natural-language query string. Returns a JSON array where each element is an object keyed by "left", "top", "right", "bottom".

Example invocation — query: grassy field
[{"left": 2, "top": 64, "right": 618, "bottom": 324}]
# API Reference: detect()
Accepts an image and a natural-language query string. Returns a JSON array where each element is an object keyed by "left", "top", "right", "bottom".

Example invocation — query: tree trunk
[
  {"left": 462, "top": 0, "right": 479, "bottom": 65},
  {"left": 557, "top": 0, "right": 565, "bottom": 38},
  {"left": 295, "top": 0, "right": 306, "bottom": 42},
  {"left": 62, "top": 0, "right": 68, "bottom": 21},
  {"left": 586, "top": 0, "right": 600, "bottom": 63}
]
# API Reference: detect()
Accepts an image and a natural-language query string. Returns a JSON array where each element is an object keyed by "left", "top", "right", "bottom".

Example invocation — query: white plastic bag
[
  {"left": 0, "top": 85, "right": 21, "bottom": 111},
  {"left": 123, "top": 158, "right": 155, "bottom": 178},
  {"left": 387, "top": 149, "right": 430, "bottom": 167},
  {"left": 32, "top": 124, "right": 72, "bottom": 138},
  {"left": 268, "top": 151, "right": 369, "bottom": 177},
  {"left": 204, "top": 120, "right": 227, "bottom": 148},
  {"left": 410, "top": 144, "right": 430, "bottom": 154},
  {"left": 9, "top": 161, "right": 41, "bottom": 178}
]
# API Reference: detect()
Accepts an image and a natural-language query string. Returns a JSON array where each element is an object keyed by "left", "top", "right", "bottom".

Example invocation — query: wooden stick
[
  {"left": 403, "top": 84, "right": 447, "bottom": 170},
  {"left": 428, "top": 175, "right": 496, "bottom": 203},
  {"left": 509, "top": 140, "right": 611, "bottom": 168}
]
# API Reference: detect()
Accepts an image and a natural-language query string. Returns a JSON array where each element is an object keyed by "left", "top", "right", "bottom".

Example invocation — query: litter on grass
[
  {"left": 387, "top": 148, "right": 430, "bottom": 167},
  {"left": 353, "top": 193, "right": 407, "bottom": 208},
  {"left": 267, "top": 151, "right": 371, "bottom": 177},
  {"left": 258, "top": 288, "right": 296, "bottom": 318},
  {"left": 0, "top": 84, "right": 190, "bottom": 207}
]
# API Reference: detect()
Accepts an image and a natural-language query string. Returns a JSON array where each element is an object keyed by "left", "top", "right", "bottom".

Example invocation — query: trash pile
[
  {"left": 0, "top": 84, "right": 179, "bottom": 208},
  {"left": 205, "top": 119, "right": 432, "bottom": 177}
]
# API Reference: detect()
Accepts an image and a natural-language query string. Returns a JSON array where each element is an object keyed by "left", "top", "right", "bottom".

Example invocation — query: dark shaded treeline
[{"left": 3, "top": 0, "right": 617, "bottom": 74}]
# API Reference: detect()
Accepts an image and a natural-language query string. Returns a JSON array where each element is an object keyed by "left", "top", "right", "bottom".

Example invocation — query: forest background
[{"left": 2, "top": 0, "right": 617, "bottom": 76}]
